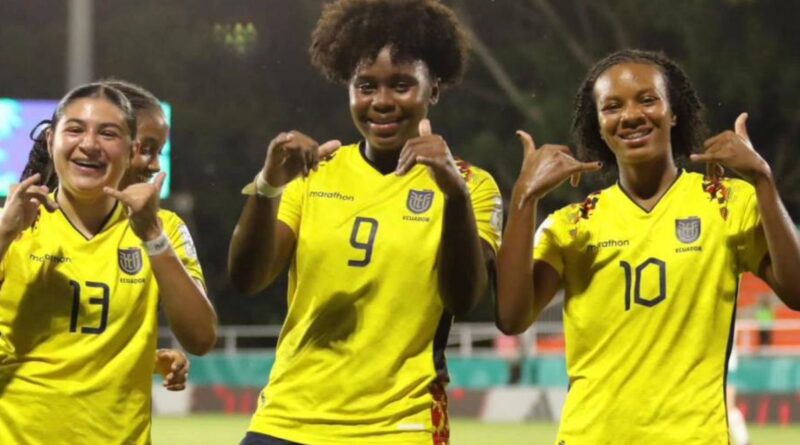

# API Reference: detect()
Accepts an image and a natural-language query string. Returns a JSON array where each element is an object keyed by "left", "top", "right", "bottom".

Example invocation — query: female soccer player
[
  {"left": 0, "top": 82, "right": 217, "bottom": 444},
  {"left": 228, "top": 1, "right": 501, "bottom": 443},
  {"left": 495, "top": 49, "right": 800, "bottom": 443},
  {"left": 20, "top": 79, "right": 192, "bottom": 391}
]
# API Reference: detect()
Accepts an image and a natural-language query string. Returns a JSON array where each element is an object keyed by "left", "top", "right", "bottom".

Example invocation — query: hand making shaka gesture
[
  {"left": 104, "top": 172, "right": 166, "bottom": 242},
  {"left": 691, "top": 113, "right": 771, "bottom": 183},
  {"left": 513, "top": 130, "right": 602, "bottom": 208},
  {"left": 0, "top": 173, "right": 58, "bottom": 239},
  {"left": 395, "top": 119, "right": 466, "bottom": 197}
]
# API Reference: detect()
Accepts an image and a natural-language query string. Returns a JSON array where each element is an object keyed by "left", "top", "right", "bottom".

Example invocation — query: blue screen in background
[{"left": 0, "top": 98, "right": 171, "bottom": 198}]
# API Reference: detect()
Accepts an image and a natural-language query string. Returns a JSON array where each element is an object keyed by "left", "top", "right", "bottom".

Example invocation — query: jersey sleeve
[
  {"left": 276, "top": 177, "right": 306, "bottom": 236},
  {"left": 731, "top": 181, "right": 768, "bottom": 275},
  {"left": 532, "top": 207, "right": 573, "bottom": 276},
  {"left": 161, "top": 212, "right": 205, "bottom": 286},
  {"left": 469, "top": 172, "right": 503, "bottom": 254}
]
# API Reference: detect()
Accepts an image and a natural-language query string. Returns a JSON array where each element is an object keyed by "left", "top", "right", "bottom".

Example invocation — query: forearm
[
  {"left": 755, "top": 175, "right": 800, "bottom": 309},
  {"left": 495, "top": 191, "right": 538, "bottom": 334},
  {"left": 0, "top": 231, "right": 15, "bottom": 264},
  {"left": 228, "top": 195, "right": 281, "bottom": 294},
  {"left": 438, "top": 189, "right": 488, "bottom": 317},
  {"left": 151, "top": 252, "right": 218, "bottom": 355}
]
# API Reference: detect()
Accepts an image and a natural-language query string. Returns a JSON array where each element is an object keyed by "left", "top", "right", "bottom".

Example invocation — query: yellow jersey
[
  {"left": 0, "top": 199, "right": 204, "bottom": 445},
  {"left": 534, "top": 171, "right": 767, "bottom": 444},
  {"left": 248, "top": 143, "right": 502, "bottom": 444}
]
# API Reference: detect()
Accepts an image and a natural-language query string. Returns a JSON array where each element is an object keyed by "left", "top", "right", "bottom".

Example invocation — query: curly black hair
[
  {"left": 572, "top": 49, "right": 707, "bottom": 170},
  {"left": 310, "top": 0, "right": 469, "bottom": 86}
]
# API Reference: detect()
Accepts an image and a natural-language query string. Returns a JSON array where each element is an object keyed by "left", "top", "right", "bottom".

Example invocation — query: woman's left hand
[
  {"left": 395, "top": 119, "right": 467, "bottom": 198},
  {"left": 691, "top": 113, "right": 771, "bottom": 183},
  {"left": 155, "top": 348, "right": 190, "bottom": 391},
  {"left": 104, "top": 172, "right": 166, "bottom": 241}
]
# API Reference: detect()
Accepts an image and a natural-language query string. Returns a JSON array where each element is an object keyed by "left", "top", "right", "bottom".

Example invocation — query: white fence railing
[{"left": 157, "top": 319, "right": 800, "bottom": 356}]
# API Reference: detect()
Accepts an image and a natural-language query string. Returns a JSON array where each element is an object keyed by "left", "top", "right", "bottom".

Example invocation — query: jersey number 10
[{"left": 619, "top": 258, "right": 667, "bottom": 311}]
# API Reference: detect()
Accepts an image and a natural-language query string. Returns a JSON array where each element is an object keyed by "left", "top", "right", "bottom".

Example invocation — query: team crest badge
[
  {"left": 407, "top": 189, "right": 434, "bottom": 214},
  {"left": 675, "top": 217, "right": 701, "bottom": 244},
  {"left": 118, "top": 248, "right": 143, "bottom": 275}
]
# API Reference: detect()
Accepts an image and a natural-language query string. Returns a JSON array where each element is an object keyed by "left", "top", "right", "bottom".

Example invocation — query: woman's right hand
[
  {"left": 0, "top": 173, "right": 58, "bottom": 239},
  {"left": 262, "top": 131, "right": 341, "bottom": 187},
  {"left": 513, "top": 130, "right": 602, "bottom": 208}
]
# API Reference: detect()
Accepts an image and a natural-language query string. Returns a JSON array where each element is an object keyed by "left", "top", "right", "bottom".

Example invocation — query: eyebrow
[{"left": 63, "top": 118, "right": 125, "bottom": 131}]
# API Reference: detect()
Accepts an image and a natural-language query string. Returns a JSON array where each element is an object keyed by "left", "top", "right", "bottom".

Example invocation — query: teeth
[
  {"left": 623, "top": 131, "right": 649, "bottom": 139},
  {"left": 75, "top": 160, "right": 102, "bottom": 168}
]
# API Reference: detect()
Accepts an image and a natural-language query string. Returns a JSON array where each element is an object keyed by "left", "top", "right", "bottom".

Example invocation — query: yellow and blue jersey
[
  {"left": 0, "top": 197, "right": 203, "bottom": 445},
  {"left": 534, "top": 171, "right": 767, "bottom": 444},
  {"left": 248, "top": 143, "right": 502, "bottom": 445}
]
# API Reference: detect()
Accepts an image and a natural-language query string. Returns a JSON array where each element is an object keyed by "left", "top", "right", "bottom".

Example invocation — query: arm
[
  {"left": 495, "top": 131, "right": 601, "bottom": 334},
  {"left": 496, "top": 196, "right": 561, "bottom": 334},
  {"left": 691, "top": 113, "right": 800, "bottom": 310},
  {"left": 437, "top": 187, "right": 489, "bottom": 317},
  {"left": 755, "top": 176, "right": 800, "bottom": 310},
  {"left": 396, "top": 119, "right": 492, "bottom": 316},
  {"left": 228, "top": 193, "right": 297, "bottom": 295},
  {"left": 227, "top": 131, "right": 340, "bottom": 295},
  {"left": 105, "top": 173, "right": 217, "bottom": 355},
  {"left": 150, "top": 247, "right": 217, "bottom": 355}
]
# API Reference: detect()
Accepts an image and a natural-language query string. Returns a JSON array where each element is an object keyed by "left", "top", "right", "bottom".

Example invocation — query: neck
[
  {"left": 57, "top": 188, "right": 117, "bottom": 238},
  {"left": 617, "top": 156, "right": 679, "bottom": 210},
  {"left": 363, "top": 142, "right": 401, "bottom": 175}
]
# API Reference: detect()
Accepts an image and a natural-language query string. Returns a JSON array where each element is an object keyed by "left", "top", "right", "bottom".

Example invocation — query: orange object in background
[{"left": 739, "top": 273, "right": 800, "bottom": 348}]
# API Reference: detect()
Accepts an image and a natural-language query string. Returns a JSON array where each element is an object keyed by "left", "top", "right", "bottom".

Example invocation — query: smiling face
[
  {"left": 349, "top": 46, "right": 439, "bottom": 153},
  {"left": 121, "top": 108, "right": 168, "bottom": 186},
  {"left": 594, "top": 62, "right": 676, "bottom": 166},
  {"left": 48, "top": 97, "right": 133, "bottom": 200}
]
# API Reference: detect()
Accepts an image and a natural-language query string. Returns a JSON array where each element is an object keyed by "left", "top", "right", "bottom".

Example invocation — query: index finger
[{"left": 10, "top": 173, "right": 42, "bottom": 196}]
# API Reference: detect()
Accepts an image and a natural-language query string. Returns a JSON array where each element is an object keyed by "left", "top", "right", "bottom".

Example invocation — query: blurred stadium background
[{"left": 2, "top": 1, "right": 799, "bottom": 443}]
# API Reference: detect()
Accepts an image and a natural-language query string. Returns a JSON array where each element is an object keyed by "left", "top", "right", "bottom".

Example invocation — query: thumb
[
  {"left": 318, "top": 139, "right": 342, "bottom": 158},
  {"left": 734, "top": 112, "right": 749, "bottom": 140},
  {"left": 153, "top": 172, "right": 167, "bottom": 192},
  {"left": 515, "top": 130, "right": 537, "bottom": 154},
  {"left": 418, "top": 119, "right": 432, "bottom": 137}
]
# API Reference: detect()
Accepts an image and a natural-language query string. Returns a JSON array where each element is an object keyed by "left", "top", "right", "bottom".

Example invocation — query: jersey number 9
[{"left": 348, "top": 217, "right": 379, "bottom": 267}]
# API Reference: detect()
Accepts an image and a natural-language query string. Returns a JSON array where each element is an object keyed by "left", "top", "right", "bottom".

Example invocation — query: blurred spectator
[{"left": 755, "top": 295, "right": 775, "bottom": 349}]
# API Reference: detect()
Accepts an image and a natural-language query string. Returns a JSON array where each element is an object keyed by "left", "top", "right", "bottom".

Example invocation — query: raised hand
[
  {"left": 154, "top": 349, "right": 190, "bottom": 391},
  {"left": 0, "top": 173, "right": 58, "bottom": 239},
  {"left": 691, "top": 113, "right": 771, "bottom": 183},
  {"left": 104, "top": 172, "right": 166, "bottom": 241},
  {"left": 513, "top": 130, "right": 602, "bottom": 208},
  {"left": 262, "top": 131, "right": 341, "bottom": 187},
  {"left": 395, "top": 119, "right": 466, "bottom": 197}
]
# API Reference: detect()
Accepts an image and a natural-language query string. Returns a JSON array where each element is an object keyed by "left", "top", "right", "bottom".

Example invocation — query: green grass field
[{"left": 153, "top": 415, "right": 800, "bottom": 444}]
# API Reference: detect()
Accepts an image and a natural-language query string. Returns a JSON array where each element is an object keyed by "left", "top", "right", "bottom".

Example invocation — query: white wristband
[
  {"left": 254, "top": 171, "right": 285, "bottom": 198},
  {"left": 142, "top": 232, "right": 170, "bottom": 256}
]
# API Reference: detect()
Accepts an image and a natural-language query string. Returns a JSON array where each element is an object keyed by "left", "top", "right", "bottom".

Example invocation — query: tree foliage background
[{"left": 1, "top": 0, "right": 798, "bottom": 324}]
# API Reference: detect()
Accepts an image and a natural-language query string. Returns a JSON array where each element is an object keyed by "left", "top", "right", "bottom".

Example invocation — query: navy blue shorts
[{"left": 239, "top": 432, "right": 304, "bottom": 445}]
